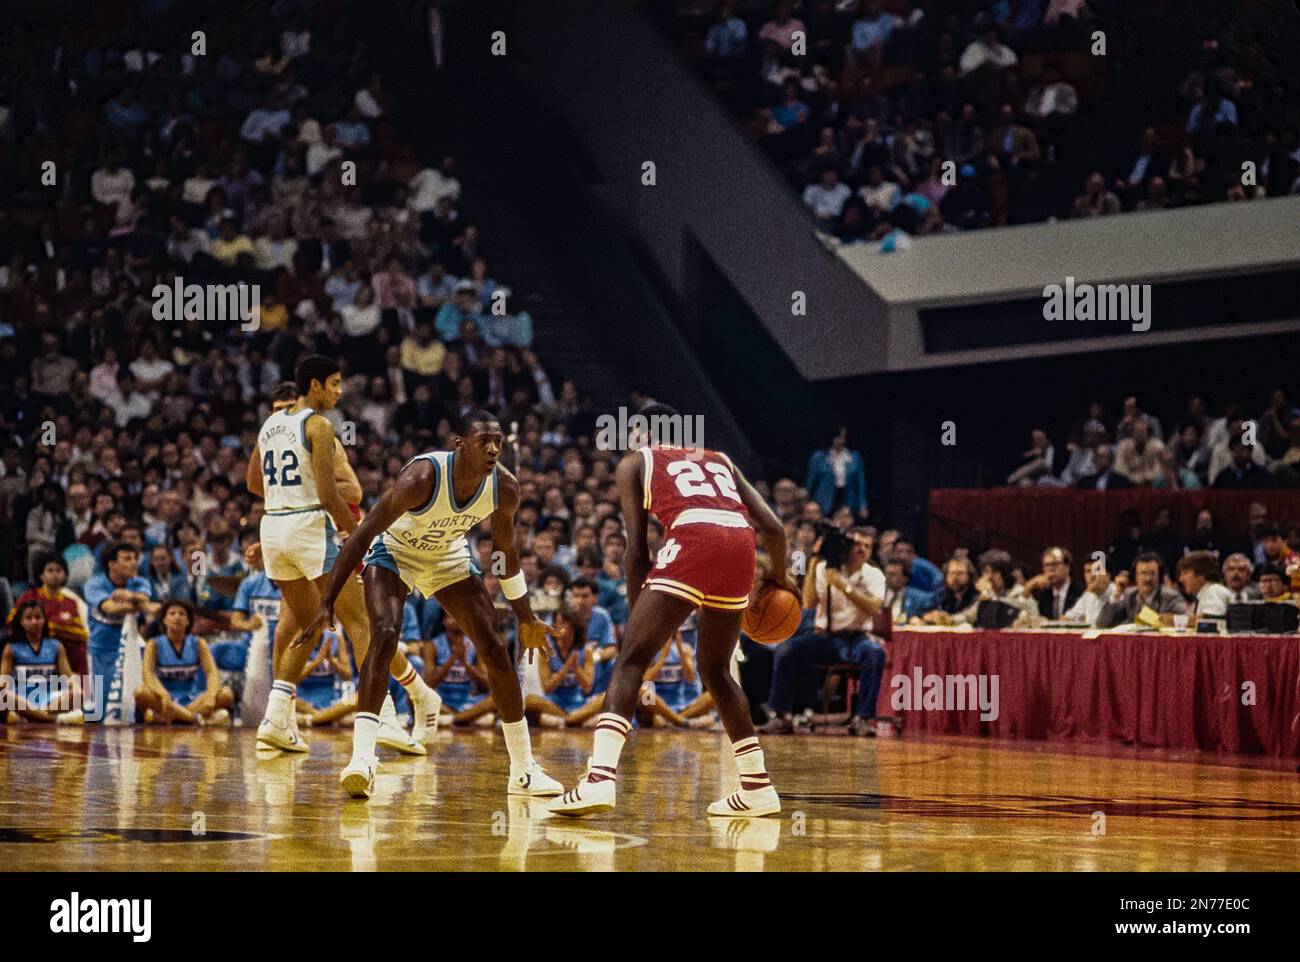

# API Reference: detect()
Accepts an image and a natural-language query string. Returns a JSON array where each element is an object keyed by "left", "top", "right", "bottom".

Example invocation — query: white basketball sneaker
[
  {"left": 340, "top": 757, "right": 377, "bottom": 799},
  {"left": 706, "top": 786, "right": 781, "bottom": 818},
  {"left": 410, "top": 685, "right": 442, "bottom": 743},
  {"left": 508, "top": 762, "right": 564, "bottom": 797},
  {"left": 257, "top": 713, "right": 310, "bottom": 753},
  {"left": 377, "top": 694, "right": 427, "bottom": 756},
  {"left": 548, "top": 768, "right": 616, "bottom": 816}
]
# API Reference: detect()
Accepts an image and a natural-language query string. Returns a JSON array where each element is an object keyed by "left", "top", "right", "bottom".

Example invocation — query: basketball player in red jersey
[{"left": 550, "top": 405, "right": 796, "bottom": 818}]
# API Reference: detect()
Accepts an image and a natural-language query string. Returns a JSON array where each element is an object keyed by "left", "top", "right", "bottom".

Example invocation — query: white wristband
[{"left": 501, "top": 571, "right": 528, "bottom": 600}]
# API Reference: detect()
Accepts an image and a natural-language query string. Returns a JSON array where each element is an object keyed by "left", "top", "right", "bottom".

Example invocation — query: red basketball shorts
[{"left": 645, "top": 512, "right": 756, "bottom": 611}]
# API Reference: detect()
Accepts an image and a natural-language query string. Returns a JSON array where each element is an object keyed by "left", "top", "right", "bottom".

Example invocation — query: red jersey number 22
[{"left": 666, "top": 460, "right": 742, "bottom": 502}]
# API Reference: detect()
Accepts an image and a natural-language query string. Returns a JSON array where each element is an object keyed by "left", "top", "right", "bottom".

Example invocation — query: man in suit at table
[
  {"left": 1074, "top": 445, "right": 1133, "bottom": 490},
  {"left": 1024, "top": 546, "right": 1084, "bottom": 621},
  {"left": 1096, "top": 552, "right": 1189, "bottom": 628}
]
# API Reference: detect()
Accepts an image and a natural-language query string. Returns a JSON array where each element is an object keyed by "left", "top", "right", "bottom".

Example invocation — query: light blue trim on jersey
[
  {"left": 322, "top": 514, "right": 339, "bottom": 572},
  {"left": 264, "top": 504, "right": 324, "bottom": 516},
  {"left": 447, "top": 451, "right": 488, "bottom": 513},
  {"left": 410, "top": 454, "right": 442, "bottom": 516},
  {"left": 298, "top": 408, "right": 314, "bottom": 453},
  {"left": 363, "top": 538, "right": 401, "bottom": 576},
  {"left": 492, "top": 467, "right": 499, "bottom": 507}
]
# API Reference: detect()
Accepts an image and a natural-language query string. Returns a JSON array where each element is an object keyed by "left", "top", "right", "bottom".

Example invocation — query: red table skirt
[
  {"left": 927, "top": 488, "right": 1300, "bottom": 568},
  {"left": 876, "top": 629, "right": 1300, "bottom": 756}
]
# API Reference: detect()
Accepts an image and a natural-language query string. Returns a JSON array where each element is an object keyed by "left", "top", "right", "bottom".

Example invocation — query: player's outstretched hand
[{"left": 518, "top": 616, "right": 556, "bottom": 665}]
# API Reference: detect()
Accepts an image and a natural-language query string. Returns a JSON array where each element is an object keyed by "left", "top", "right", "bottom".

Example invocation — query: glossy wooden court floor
[{"left": 3, "top": 724, "right": 1299, "bottom": 871}]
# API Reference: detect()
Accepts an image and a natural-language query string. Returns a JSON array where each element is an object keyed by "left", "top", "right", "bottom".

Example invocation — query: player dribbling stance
[
  {"left": 550, "top": 404, "right": 796, "bottom": 819},
  {"left": 312, "top": 409, "right": 563, "bottom": 800}
]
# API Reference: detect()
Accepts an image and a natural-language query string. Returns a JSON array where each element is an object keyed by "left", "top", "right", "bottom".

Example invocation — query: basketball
[{"left": 743, "top": 583, "right": 802, "bottom": 645}]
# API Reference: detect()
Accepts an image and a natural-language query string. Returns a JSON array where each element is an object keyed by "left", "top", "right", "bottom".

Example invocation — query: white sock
[
  {"left": 501, "top": 718, "right": 535, "bottom": 773},
  {"left": 396, "top": 664, "right": 428, "bottom": 698},
  {"left": 352, "top": 712, "right": 379, "bottom": 764},
  {"left": 268, "top": 681, "right": 295, "bottom": 723},
  {"left": 588, "top": 713, "right": 631, "bottom": 782},
  {"left": 733, "top": 736, "right": 771, "bottom": 792}
]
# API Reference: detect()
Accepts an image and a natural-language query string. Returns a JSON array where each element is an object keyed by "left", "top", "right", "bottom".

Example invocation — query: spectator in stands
[
  {"left": 859, "top": 164, "right": 901, "bottom": 216},
  {"left": 705, "top": 1, "right": 748, "bottom": 61},
  {"left": 1212, "top": 434, "right": 1274, "bottom": 489},
  {"left": 758, "top": 1, "right": 806, "bottom": 51},
  {"left": 1177, "top": 551, "right": 1233, "bottom": 621},
  {"left": 9, "top": 553, "right": 89, "bottom": 677},
  {"left": 91, "top": 153, "right": 136, "bottom": 210},
  {"left": 25, "top": 482, "right": 73, "bottom": 579},
  {"left": 954, "top": 549, "right": 1041, "bottom": 627},
  {"left": 1114, "top": 418, "right": 1166, "bottom": 485},
  {"left": 136, "top": 600, "right": 232, "bottom": 725},
  {"left": 1, "top": 599, "right": 83, "bottom": 724},
  {"left": 959, "top": 26, "right": 1018, "bottom": 77},
  {"left": 1116, "top": 396, "right": 1163, "bottom": 442},
  {"left": 803, "top": 167, "right": 852, "bottom": 224},
  {"left": 1059, "top": 418, "right": 1105, "bottom": 486},
  {"left": 891, "top": 540, "right": 939, "bottom": 593},
  {"left": 805, "top": 427, "right": 867, "bottom": 518},
  {"left": 847, "top": 1, "right": 902, "bottom": 74},
  {"left": 1114, "top": 127, "right": 1169, "bottom": 208},
  {"left": 1023, "top": 62, "right": 1078, "bottom": 123},
  {"left": 1257, "top": 525, "right": 1299, "bottom": 577},
  {"left": 770, "top": 81, "right": 811, "bottom": 133},
  {"left": 1096, "top": 552, "right": 1188, "bottom": 628},
  {"left": 1221, "top": 553, "right": 1260, "bottom": 604},
  {"left": 1107, "top": 510, "right": 1145, "bottom": 574},
  {"left": 922, "top": 556, "right": 978, "bottom": 624},
  {"left": 1007, "top": 428, "right": 1054, "bottom": 485},
  {"left": 1257, "top": 564, "right": 1292, "bottom": 602},
  {"left": 1071, "top": 172, "right": 1121, "bottom": 217},
  {"left": 1074, "top": 444, "right": 1131, "bottom": 490},
  {"left": 761, "top": 528, "right": 886, "bottom": 736},
  {"left": 1152, "top": 447, "right": 1200, "bottom": 490},
  {"left": 146, "top": 543, "right": 193, "bottom": 605},
  {"left": 1024, "top": 546, "right": 1083, "bottom": 621},
  {"left": 881, "top": 558, "right": 932, "bottom": 622},
  {"left": 1169, "top": 420, "right": 1211, "bottom": 483}
]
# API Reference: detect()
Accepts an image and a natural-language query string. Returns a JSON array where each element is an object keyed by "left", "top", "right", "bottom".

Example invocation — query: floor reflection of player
[{"left": 551, "top": 405, "right": 797, "bottom": 819}]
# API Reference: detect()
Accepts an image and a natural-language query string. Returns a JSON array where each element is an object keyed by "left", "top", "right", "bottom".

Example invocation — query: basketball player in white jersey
[
  {"left": 248, "top": 358, "right": 437, "bottom": 755},
  {"left": 262, "top": 382, "right": 443, "bottom": 744},
  {"left": 307, "top": 409, "right": 563, "bottom": 799}
]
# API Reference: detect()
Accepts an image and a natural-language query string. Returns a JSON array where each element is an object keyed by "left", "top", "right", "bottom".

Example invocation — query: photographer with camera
[{"left": 759, "top": 525, "right": 889, "bottom": 736}]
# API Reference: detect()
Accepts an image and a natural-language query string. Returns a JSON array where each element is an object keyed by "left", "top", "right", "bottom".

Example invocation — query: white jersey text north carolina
[{"left": 363, "top": 451, "right": 498, "bottom": 598}]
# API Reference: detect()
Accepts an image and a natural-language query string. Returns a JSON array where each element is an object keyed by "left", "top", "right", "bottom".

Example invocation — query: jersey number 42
[{"left": 262, "top": 449, "right": 303, "bottom": 486}]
